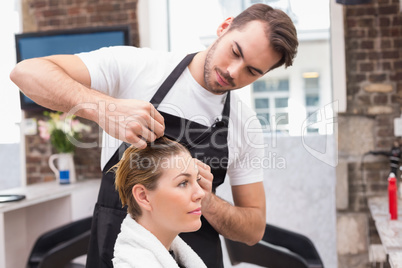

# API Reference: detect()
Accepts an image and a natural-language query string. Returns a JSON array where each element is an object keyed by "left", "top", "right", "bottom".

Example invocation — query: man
[{"left": 11, "top": 3, "right": 297, "bottom": 267}]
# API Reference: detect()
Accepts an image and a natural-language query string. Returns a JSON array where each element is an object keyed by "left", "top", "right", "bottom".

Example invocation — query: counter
[
  {"left": 0, "top": 179, "right": 100, "bottom": 268},
  {"left": 368, "top": 196, "right": 402, "bottom": 268}
]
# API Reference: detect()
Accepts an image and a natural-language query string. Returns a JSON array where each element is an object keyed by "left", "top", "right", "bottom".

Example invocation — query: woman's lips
[
  {"left": 188, "top": 207, "right": 202, "bottom": 215},
  {"left": 216, "top": 70, "right": 229, "bottom": 87}
]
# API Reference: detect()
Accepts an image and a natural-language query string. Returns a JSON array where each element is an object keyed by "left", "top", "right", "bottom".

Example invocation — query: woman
[{"left": 112, "top": 137, "right": 207, "bottom": 268}]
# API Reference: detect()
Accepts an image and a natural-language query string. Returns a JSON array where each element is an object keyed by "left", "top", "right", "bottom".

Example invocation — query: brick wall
[
  {"left": 25, "top": 112, "right": 102, "bottom": 184},
  {"left": 344, "top": 0, "right": 401, "bottom": 146},
  {"left": 22, "top": 0, "right": 139, "bottom": 46},
  {"left": 342, "top": 0, "right": 401, "bottom": 211},
  {"left": 21, "top": 0, "right": 139, "bottom": 184},
  {"left": 338, "top": 0, "right": 401, "bottom": 267}
]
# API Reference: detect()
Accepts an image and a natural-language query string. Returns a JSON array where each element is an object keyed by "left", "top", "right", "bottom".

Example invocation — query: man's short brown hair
[{"left": 229, "top": 3, "right": 298, "bottom": 71}]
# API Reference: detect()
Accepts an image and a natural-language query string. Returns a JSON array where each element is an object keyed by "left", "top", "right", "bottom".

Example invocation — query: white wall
[
  {"left": 0, "top": 144, "right": 20, "bottom": 191},
  {"left": 0, "top": 0, "right": 22, "bottom": 190},
  {"left": 137, "top": 0, "right": 169, "bottom": 51},
  {"left": 0, "top": 0, "right": 21, "bottom": 144},
  {"left": 217, "top": 134, "right": 338, "bottom": 268}
]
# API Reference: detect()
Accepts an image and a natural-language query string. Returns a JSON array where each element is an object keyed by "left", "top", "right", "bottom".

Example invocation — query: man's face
[{"left": 203, "top": 20, "right": 281, "bottom": 95}]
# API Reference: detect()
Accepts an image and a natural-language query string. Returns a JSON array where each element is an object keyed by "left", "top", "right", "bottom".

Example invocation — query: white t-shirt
[{"left": 77, "top": 46, "right": 264, "bottom": 186}]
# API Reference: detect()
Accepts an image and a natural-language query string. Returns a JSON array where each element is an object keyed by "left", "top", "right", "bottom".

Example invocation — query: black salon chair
[
  {"left": 225, "top": 223, "right": 324, "bottom": 268},
  {"left": 26, "top": 216, "right": 92, "bottom": 268}
]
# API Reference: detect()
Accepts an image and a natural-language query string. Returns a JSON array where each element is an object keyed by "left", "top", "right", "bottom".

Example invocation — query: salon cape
[{"left": 113, "top": 214, "right": 207, "bottom": 268}]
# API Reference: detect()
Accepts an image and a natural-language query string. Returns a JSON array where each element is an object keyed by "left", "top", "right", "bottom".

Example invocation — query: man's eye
[
  {"left": 232, "top": 49, "right": 239, "bottom": 57},
  {"left": 248, "top": 68, "right": 257, "bottom": 76}
]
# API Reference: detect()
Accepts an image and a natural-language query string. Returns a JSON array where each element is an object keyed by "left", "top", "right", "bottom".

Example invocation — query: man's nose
[{"left": 227, "top": 61, "right": 242, "bottom": 80}]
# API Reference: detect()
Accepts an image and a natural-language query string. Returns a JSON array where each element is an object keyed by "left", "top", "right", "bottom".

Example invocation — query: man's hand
[
  {"left": 195, "top": 159, "right": 214, "bottom": 208},
  {"left": 97, "top": 98, "right": 165, "bottom": 148},
  {"left": 194, "top": 158, "right": 266, "bottom": 245}
]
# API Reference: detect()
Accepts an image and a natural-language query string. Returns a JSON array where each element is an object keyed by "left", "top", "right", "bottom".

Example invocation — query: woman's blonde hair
[{"left": 113, "top": 137, "right": 189, "bottom": 219}]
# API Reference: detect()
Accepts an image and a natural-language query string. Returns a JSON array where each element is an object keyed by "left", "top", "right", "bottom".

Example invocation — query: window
[
  {"left": 304, "top": 73, "right": 320, "bottom": 133},
  {"left": 248, "top": 0, "right": 331, "bottom": 136},
  {"left": 252, "top": 78, "right": 290, "bottom": 133}
]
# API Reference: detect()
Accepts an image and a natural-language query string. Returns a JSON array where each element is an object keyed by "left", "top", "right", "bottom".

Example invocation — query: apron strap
[
  {"left": 150, "top": 53, "right": 197, "bottom": 109},
  {"left": 102, "top": 141, "right": 130, "bottom": 173},
  {"left": 223, "top": 92, "right": 230, "bottom": 118},
  {"left": 212, "top": 91, "right": 230, "bottom": 127}
]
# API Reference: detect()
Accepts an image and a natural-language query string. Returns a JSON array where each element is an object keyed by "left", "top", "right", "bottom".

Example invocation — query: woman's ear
[
  {"left": 132, "top": 184, "right": 152, "bottom": 212},
  {"left": 217, "top": 17, "right": 234, "bottom": 37}
]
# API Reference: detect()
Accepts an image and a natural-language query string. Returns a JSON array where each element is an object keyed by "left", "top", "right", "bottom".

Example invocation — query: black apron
[{"left": 86, "top": 53, "right": 230, "bottom": 268}]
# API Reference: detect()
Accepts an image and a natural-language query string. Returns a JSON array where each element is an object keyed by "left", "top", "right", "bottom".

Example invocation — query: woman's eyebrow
[
  {"left": 173, "top": 173, "right": 191, "bottom": 180},
  {"left": 172, "top": 170, "right": 200, "bottom": 180},
  {"left": 235, "top": 41, "right": 264, "bottom": 75}
]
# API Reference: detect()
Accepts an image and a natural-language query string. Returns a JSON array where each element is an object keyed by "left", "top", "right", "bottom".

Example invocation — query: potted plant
[{"left": 38, "top": 111, "right": 91, "bottom": 183}]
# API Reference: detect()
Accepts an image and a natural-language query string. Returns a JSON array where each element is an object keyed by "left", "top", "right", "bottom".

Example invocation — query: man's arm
[
  {"left": 10, "top": 55, "right": 164, "bottom": 148},
  {"left": 205, "top": 183, "right": 266, "bottom": 245},
  {"left": 196, "top": 160, "right": 266, "bottom": 245}
]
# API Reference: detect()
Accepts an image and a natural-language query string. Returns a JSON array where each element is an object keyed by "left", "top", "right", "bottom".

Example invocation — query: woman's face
[{"left": 146, "top": 152, "right": 205, "bottom": 234}]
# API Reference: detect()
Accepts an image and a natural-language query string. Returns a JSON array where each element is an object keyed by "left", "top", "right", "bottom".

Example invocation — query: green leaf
[{"left": 50, "top": 129, "right": 75, "bottom": 153}]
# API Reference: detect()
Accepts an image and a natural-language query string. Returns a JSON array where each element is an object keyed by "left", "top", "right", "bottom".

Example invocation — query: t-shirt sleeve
[
  {"left": 76, "top": 46, "right": 179, "bottom": 101},
  {"left": 227, "top": 109, "right": 265, "bottom": 186},
  {"left": 76, "top": 46, "right": 151, "bottom": 98}
]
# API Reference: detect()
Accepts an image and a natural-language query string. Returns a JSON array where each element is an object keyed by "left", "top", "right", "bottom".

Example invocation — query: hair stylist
[{"left": 10, "top": 4, "right": 298, "bottom": 267}]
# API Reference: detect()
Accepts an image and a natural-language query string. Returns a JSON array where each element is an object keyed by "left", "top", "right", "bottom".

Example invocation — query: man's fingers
[
  {"left": 104, "top": 99, "right": 166, "bottom": 147},
  {"left": 198, "top": 175, "right": 212, "bottom": 190},
  {"left": 195, "top": 159, "right": 213, "bottom": 182},
  {"left": 124, "top": 130, "right": 147, "bottom": 149},
  {"left": 125, "top": 120, "right": 157, "bottom": 144},
  {"left": 149, "top": 117, "right": 165, "bottom": 138},
  {"left": 124, "top": 110, "right": 164, "bottom": 143},
  {"left": 131, "top": 139, "right": 147, "bottom": 149},
  {"left": 195, "top": 158, "right": 211, "bottom": 172},
  {"left": 149, "top": 104, "right": 165, "bottom": 126},
  {"left": 132, "top": 104, "right": 164, "bottom": 138},
  {"left": 140, "top": 126, "right": 157, "bottom": 143},
  {"left": 149, "top": 105, "right": 165, "bottom": 137}
]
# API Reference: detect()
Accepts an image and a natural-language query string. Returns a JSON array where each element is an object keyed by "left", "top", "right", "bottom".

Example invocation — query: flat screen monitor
[{"left": 15, "top": 25, "right": 130, "bottom": 110}]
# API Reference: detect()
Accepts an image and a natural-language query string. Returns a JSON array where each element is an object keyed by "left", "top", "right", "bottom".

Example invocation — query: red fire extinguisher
[{"left": 388, "top": 172, "right": 398, "bottom": 220}]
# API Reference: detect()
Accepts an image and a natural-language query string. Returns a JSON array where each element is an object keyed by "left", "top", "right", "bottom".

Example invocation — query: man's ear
[
  {"left": 217, "top": 17, "right": 234, "bottom": 37},
  {"left": 132, "top": 184, "right": 152, "bottom": 212}
]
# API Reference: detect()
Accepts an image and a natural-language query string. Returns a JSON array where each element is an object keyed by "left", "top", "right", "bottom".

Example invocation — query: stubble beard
[{"left": 203, "top": 38, "right": 233, "bottom": 95}]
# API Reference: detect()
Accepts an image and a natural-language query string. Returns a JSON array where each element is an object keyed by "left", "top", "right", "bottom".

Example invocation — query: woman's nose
[{"left": 193, "top": 182, "right": 205, "bottom": 201}]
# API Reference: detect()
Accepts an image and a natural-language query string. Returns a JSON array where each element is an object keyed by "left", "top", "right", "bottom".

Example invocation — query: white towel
[{"left": 113, "top": 214, "right": 207, "bottom": 268}]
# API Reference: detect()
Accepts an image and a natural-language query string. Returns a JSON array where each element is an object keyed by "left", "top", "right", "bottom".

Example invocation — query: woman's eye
[
  {"left": 178, "top": 180, "right": 188, "bottom": 187},
  {"left": 196, "top": 176, "right": 202, "bottom": 182}
]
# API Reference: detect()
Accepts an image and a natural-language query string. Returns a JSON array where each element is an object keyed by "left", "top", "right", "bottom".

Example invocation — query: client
[{"left": 112, "top": 137, "right": 207, "bottom": 268}]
